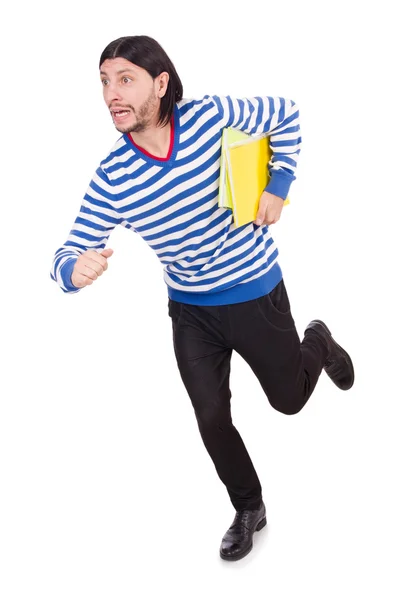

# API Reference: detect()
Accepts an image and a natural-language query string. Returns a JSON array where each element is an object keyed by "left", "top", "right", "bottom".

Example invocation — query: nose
[{"left": 103, "top": 81, "right": 123, "bottom": 106}]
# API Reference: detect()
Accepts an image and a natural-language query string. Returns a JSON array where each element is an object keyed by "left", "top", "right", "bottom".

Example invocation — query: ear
[{"left": 156, "top": 71, "right": 170, "bottom": 98}]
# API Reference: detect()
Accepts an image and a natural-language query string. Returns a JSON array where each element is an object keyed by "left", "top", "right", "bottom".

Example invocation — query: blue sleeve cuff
[
  {"left": 264, "top": 170, "right": 295, "bottom": 200},
  {"left": 60, "top": 258, "right": 80, "bottom": 292}
]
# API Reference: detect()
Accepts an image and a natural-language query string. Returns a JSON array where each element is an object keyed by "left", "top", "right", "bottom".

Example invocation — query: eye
[
  {"left": 123, "top": 77, "right": 132, "bottom": 83},
  {"left": 101, "top": 79, "right": 108, "bottom": 86}
]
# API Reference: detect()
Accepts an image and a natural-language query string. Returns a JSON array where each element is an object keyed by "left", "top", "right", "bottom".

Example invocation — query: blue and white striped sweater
[{"left": 50, "top": 94, "right": 301, "bottom": 305}]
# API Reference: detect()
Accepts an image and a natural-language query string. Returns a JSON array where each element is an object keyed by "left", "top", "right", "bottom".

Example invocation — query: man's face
[{"left": 100, "top": 57, "right": 162, "bottom": 134}]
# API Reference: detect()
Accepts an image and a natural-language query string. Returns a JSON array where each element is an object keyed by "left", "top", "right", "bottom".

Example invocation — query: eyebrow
[{"left": 100, "top": 68, "right": 136, "bottom": 76}]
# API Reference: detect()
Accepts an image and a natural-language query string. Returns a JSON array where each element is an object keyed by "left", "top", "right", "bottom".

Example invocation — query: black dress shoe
[
  {"left": 304, "top": 319, "right": 355, "bottom": 390},
  {"left": 220, "top": 501, "right": 267, "bottom": 561}
]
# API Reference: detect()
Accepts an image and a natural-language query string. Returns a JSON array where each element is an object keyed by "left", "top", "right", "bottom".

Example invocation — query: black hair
[{"left": 99, "top": 35, "right": 183, "bottom": 128}]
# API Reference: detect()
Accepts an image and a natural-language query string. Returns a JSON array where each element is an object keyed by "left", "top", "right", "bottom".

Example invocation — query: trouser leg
[
  {"left": 169, "top": 300, "right": 263, "bottom": 510},
  {"left": 230, "top": 279, "right": 328, "bottom": 415}
]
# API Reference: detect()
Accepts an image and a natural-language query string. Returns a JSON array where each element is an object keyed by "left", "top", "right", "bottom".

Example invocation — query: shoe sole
[
  {"left": 219, "top": 516, "right": 267, "bottom": 561},
  {"left": 311, "top": 319, "right": 355, "bottom": 390}
]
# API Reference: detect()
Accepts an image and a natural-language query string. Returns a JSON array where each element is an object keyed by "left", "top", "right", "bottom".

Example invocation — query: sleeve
[
  {"left": 50, "top": 166, "right": 122, "bottom": 294},
  {"left": 211, "top": 94, "right": 302, "bottom": 200}
]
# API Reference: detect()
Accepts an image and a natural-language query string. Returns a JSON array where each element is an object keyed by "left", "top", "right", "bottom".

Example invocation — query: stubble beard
[{"left": 115, "top": 88, "right": 158, "bottom": 134}]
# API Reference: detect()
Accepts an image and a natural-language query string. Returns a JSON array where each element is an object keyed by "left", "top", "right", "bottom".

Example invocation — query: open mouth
[{"left": 112, "top": 109, "right": 131, "bottom": 122}]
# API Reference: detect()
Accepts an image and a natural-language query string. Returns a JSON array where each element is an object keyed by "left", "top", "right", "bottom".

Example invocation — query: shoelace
[{"left": 234, "top": 510, "right": 255, "bottom": 530}]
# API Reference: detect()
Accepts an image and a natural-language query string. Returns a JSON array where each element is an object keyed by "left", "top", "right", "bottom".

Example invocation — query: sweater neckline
[{"left": 124, "top": 104, "right": 179, "bottom": 166}]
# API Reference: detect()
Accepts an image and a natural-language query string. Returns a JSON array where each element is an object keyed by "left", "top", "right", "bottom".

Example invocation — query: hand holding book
[
  {"left": 254, "top": 191, "right": 285, "bottom": 226},
  {"left": 218, "top": 127, "right": 290, "bottom": 228}
]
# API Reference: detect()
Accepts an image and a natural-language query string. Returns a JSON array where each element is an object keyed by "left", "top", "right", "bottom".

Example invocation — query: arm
[
  {"left": 211, "top": 95, "right": 302, "bottom": 201},
  {"left": 50, "top": 166, "right": 122, "bottom": 294}
]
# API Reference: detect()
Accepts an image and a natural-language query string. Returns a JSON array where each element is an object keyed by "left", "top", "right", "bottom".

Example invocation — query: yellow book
[{"left": 218, "top": 127, "right": 290, "bottom": 228}]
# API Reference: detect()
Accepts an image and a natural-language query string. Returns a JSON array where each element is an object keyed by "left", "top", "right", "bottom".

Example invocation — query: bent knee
[{"left": 267, "top": 394, "right": 305, "bottom": 415}]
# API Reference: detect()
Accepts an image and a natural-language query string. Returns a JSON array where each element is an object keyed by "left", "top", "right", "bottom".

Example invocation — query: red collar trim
[{"left": 128, "top": 114, "right": 174, "bottom": 161}]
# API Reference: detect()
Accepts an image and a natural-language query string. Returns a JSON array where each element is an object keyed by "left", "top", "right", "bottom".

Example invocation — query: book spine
[
  {"left": 224, "top": 142, "right": 239, "bottom": 227},
  {"left": 218, "top": 149, "right": 225, "bottom": 207}
]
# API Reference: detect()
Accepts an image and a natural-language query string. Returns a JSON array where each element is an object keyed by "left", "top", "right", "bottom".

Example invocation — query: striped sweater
[{"left": 50, "top": 94, "right": 301, "bottom": 305}]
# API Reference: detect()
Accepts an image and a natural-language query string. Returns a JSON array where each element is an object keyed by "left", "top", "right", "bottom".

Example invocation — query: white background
[{"left": 1, "top": 1, "right": 396, "bottom": 598}]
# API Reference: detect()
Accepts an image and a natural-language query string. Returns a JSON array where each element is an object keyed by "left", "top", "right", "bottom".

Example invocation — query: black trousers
[{"left": 168, "top": 278, "right": 328, "bottom": 511}]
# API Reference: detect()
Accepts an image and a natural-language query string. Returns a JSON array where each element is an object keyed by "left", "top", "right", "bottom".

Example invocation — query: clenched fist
[{"left": 71, "top": 248, "right": 114, "bottom": 289}]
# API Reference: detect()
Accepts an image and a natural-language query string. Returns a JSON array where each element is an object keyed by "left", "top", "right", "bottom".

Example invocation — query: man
[{"left": 50, "top": 35, "right": 354, "bottom": 561}]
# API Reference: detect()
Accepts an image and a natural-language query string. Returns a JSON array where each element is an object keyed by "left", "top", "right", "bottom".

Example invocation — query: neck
[{"left": 130, "top": 119, "right": 172, "bottom": 158}]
